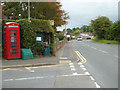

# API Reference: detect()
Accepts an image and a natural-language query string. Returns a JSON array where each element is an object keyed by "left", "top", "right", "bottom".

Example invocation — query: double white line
[{"left": 75, "top": 51, "right": 86, "bottom": 64}]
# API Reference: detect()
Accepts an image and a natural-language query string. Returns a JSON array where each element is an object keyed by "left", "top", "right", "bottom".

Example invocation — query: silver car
[{"left": 77, "top": 37, "right": 82, "bottom": 41}]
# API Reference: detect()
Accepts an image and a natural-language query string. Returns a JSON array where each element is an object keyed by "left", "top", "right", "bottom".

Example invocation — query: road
[
  {"left": 71, "top": 40, "right": 118, "bottom": 88},
  {"left": 2, "top": 40, "right": 118, "bottom": 88}
]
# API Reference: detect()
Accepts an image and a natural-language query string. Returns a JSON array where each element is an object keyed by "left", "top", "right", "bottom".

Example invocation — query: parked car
[
  {"left": 86, "top": 36, "right": 91, "bottom": 39},
  {"left": 77, "top": 37, "right": 82, "bottom": 41}
]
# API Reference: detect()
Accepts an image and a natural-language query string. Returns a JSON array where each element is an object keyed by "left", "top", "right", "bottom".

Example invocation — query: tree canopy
[
  {"left": 2, "top": 2, "right": 69, "bottom": 29},
  {"left": 91, "top": 16, "right": 112, "bottom": 39}
]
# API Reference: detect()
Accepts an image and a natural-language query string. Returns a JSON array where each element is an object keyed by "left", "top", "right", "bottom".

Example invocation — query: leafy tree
[
  {"left": 74, "top": 29, "right": 81, "bottom": 35},
  {"left": 107, "top": 21, "right": 120, "bottom": 41},
  {"left": 91, "top": 16, "right": 112, "bottom": 39},
  {"left": 2, "top": 2, "right": 69, "bottom": 29},
  {"left": 67, "top": 28, "right": 72, "bottom": 34},
  {"left": 80, "top": 25, "right": 93, "bottom": 32}
]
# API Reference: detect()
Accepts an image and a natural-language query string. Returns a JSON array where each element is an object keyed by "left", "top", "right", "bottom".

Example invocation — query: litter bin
[
  {"left": 43, "top": 45, "right": 50, "bottom": 56},
  {"left": 21, "top": 48, "right": 33, "bottom": 60}
]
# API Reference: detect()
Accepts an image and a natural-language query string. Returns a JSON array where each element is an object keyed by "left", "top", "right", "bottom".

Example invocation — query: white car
[{"left": 77, "top": 37, "right": 82, "bottom": 41}]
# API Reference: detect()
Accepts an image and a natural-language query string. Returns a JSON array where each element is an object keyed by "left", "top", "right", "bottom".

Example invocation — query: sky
[{"left": 57, "top": 0, "right": 119, "bottom": 30}]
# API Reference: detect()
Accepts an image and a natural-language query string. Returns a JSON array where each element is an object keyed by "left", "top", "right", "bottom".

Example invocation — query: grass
[{"left": 92, "top": 38, "right": 120, "bottom": 44}]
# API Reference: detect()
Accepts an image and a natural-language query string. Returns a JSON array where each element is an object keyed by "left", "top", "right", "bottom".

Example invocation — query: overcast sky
[{"left": 57, "top": 0, "right": 119, "bottom": 30}]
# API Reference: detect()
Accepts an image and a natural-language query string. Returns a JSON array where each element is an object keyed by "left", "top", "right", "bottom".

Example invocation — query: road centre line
[{"left": 98, "top": 50, "right": 108, "bottom": 54}]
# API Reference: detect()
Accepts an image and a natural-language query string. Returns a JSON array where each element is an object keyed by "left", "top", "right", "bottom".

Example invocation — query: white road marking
[
  {"left": 114, "top": 55, "right": 118, "bottom": 58},
  {"left": 4, "top": 73, "right": 92, "bottom": 82},
  {"left": 73, "top": 72, "right": 78, "bottom": 75},
  {"left": 94, "top": 82, "right": 101, "bottom": 88},
  {"left": 78, "top": 62, "right": 82, "bottom": 65},
  {"left": 71, "top": 68, "right": 76, "bottom": 71},
  {"left": 99, "top": 50, "right": 108, "bottom": 53},
  {"left": 4, "top": 79, "right": 13, "bottom": 81},
  {"left": 69, "top": 63, "right": 73, "bottom": 65},
  {"left": 91, "top": 47, "right": 97, "bottom": 50},
  {"left": 89, "top": 76, "right": 95, "bottom": 81},
  {"left": 60, "top": 57, "right": 68, "bottom": 60},
  {"left": 85, "top": 72, "right": 90, "bottom": 75},
  {"left": 80, "top": 65, "right": 84, "bottom": 68},
  {"left": 70, "top": 65, "right": 74, "bottom": 68},
  {"left": 82, "top": 68, "right": 86, "bottom": 71}
]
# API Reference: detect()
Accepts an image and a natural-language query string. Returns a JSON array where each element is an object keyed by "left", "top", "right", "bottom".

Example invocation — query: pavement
[{"left": 1, "top": 44, "right": 65, "bottom": 69}]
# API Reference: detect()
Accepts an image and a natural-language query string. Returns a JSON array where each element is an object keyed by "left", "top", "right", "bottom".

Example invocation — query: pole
[{"left": 28, "top": 0, "right": 30, "bottom": 22}]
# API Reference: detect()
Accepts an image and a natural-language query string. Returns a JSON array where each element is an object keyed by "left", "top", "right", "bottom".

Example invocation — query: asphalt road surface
[
  {"left": 71, "top": 40, "right": 118, "bottom": 88},
  {"left": 2, "top": 40, "right": 118, "bottom": 88}
]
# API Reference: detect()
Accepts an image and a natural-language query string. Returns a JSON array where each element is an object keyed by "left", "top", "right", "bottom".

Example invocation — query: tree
[
  {"left": 107, "top": 21, "right": 120, "bottom": 41},
  {"left": 80, "top": 25, "right": 93, "bottom": 32},
  {"left": 2, "top": 2, "right": 69, "bottom": 29},
  {"left": 74, "top": 29, "right": 81, "bottom": 35},
  {"left": 67, "top": 28, "right": 72, "bottom": 34},
  {"left": 91, "top": 16, "right": 112, "bottom": 39}
]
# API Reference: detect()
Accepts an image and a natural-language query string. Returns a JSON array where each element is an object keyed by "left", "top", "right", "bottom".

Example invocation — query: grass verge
[{"left": 92, "top": 38, "right": 120, "bottom": 44}]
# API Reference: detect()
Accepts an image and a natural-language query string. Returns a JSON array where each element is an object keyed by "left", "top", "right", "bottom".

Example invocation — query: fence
[{"left": 54, "top": 38, "right": 66, "bottom": 52}]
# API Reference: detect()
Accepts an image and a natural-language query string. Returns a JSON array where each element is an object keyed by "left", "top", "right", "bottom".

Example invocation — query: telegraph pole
[{"left": 28, "top": 0, "right": 30, "bottom": 22}]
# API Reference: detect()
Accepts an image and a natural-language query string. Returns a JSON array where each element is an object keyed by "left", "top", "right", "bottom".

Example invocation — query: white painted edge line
[
  {"left": 4, "top": 73, "right": 91, "bottom": 82},
  {"left": 89, "top": 76, "right": 95, "bottom": 81},
  {"left": 73, "top": 72, "right": 79, "bottom": 75},
  {"left": 94, "top": 82, "right": 101, "bottom": 88}
]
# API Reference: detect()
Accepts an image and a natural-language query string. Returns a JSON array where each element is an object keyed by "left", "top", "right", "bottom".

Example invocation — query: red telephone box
[{"left": 3, "top": 22, "right": 21, "bottom": 59}]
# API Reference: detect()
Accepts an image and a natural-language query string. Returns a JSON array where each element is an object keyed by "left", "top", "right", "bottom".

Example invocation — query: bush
[
  {"left": 2, "top": 19, "right": 55, "bottom": 56},
  {"left": 56, "top": 33, "right": 65, "bottom": 41}
]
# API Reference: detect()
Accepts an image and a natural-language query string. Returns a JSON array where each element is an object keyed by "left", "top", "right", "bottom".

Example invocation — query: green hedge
[{"left": 2, "top": 19, "right": 55, "bottom": 56}]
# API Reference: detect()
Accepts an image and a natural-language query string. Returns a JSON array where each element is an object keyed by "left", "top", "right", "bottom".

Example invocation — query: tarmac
[{"left": 1, "top": 45, "right": 64, "bottom": 69}]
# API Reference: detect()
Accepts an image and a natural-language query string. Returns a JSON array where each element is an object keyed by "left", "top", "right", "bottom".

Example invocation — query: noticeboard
[{"left": 36, "top": 33, "right": 43, "bottom": 43}]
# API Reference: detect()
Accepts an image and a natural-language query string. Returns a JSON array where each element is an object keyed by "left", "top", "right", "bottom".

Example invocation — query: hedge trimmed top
[{"left": 2, "top": 19, "right": 54, "bottom": 33}]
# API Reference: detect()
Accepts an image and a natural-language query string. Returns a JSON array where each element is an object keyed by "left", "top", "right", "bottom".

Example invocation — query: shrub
[{"left": 2, "top": 19, "right": 55, "bottom": 56}]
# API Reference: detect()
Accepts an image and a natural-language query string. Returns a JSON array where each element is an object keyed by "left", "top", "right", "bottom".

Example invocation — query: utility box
[
  {"left": 3, "top": 22, "right": 21, "bottom": 59},
  {"left": 21, "top": 48, "right": 33, "bottom": 60},
  {"left": 43, "top": 45, "right": 50, "bottom": 56}
]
